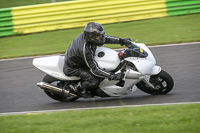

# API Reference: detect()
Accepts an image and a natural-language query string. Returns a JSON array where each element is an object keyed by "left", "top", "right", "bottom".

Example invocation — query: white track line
[
  {"left": 0, "top": 102, "right": 199, "bottom": 116},
  {"left": 148, "top": 42, "right": 200, "bottom": 48},
  {"left": 0, "top": 42, "right": 199, "bottom": 62}
]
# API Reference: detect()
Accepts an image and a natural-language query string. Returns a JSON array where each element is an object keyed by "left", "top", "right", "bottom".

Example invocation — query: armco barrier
[
  {"left": 167, "top": 0, "right": 200, "bottom": 16},
  {"left": 0, "top": 0, "right": 200, "bottom": 37}
]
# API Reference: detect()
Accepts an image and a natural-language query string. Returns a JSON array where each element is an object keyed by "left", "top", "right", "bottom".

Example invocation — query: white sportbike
[{"left": 33, "top": 41, "right": 174, "bottom": 102}]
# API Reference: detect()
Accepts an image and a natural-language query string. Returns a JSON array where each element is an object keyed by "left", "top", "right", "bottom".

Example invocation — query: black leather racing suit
[{"left": 63, "top": 33, "right": 121, "bottom": 89}]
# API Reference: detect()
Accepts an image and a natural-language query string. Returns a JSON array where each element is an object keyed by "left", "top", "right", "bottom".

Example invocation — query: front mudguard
[{"left": 146, "top": 65, "right": 161, "bottom": 75}]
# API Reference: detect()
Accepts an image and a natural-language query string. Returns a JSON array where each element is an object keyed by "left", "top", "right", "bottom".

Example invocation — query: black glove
[
  {"left": 119, "top": 38, "right": 132, "bottom": 47},
  {"left": 109, "top": 72, "right": 125, "bottom": 80}
]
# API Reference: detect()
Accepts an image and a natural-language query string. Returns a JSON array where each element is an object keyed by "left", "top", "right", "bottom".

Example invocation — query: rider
[{"left": 63, "top": 22, "right": 132, "bottom": 97}]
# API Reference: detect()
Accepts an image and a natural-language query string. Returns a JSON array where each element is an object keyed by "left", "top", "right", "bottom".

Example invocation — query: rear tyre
[
  {"left": 42, "top": 74, "right": 79, "bottom": 102},
  {"left": 136, "top": 70, "right": 174, "bottom": 95}
]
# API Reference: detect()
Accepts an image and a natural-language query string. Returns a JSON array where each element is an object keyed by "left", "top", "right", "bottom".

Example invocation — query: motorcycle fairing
[
  {"left": 124, "top": 43, "right": 159, "bottom": 75},
  {"left": 98, "top": 43, "right": 161, "bottom": 96},
  {"left": 99, "top": 78, "right": 141, "bottom": 96},
  {"left": 33, "top": 56, "right": 80, "bottom": 81}
]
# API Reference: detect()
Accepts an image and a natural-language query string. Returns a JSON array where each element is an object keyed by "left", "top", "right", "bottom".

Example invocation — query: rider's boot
[{"left": 69, "top": 82, "right": 92, "bottom": 98}]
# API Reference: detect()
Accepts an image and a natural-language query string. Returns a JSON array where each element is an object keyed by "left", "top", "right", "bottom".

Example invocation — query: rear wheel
[
  {"left": 42, "top": 74, "right": 79, "bottom": 102},
  {"left": 136, "top": 70, "right": 174, "bottom": 95}
]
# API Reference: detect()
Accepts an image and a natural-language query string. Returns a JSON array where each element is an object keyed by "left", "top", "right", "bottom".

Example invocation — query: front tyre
[
  {"left": 136, "top": 70, "right": 174, "bottom": 95},
  {"left": 42, "top": 74, "right": 79, "bottom": 102}
]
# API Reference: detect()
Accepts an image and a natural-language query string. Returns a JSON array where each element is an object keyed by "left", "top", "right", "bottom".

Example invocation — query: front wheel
[
  {"left": 42, "top": 74, "right": 79, "bottom": 102},
  {"left": 136, "top": 70, "right": 174, "bottom": 95}
]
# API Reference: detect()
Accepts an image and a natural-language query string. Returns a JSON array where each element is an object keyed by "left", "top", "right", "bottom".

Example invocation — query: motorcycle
[{"left": 32, "top": 40, "right": 174, "bottom": 102}]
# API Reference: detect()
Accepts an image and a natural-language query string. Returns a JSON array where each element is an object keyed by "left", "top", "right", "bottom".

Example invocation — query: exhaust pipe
[{"left": 37, "top": 82, "right": 78, "bottom": 97}]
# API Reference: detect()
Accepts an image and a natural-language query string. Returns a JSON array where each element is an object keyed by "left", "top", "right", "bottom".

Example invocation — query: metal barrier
[{"left": 0, "top": 0, "right": 199, "bottom": 37}]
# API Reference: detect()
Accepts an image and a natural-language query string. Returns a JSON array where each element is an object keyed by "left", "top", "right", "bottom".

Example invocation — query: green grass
[
  {"left": 0, "top": 0, "right": 73, "bottom": 8},
  {"left": 0, "top": 103, "right": 199, "bottom": 133},
  {"left": 0, "top": 14, "right": 200, "bottom": 59}
]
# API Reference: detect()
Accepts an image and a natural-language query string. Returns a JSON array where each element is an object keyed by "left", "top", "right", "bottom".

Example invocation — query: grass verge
[
  {"left": 0, "top": 14, "right": 200, "bottom": 59},
  {"left": 0, "top": 103, "right": 199, "bottom": 133}
]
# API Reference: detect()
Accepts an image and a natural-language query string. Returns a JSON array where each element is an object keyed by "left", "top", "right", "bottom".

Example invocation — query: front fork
[{"left": 139, "top": 75, "right": 155, "bottom": 89}]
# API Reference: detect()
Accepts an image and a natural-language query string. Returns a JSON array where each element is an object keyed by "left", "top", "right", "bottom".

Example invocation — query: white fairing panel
[
  {"left": 125, "top": 43, "right": 157, "bottom": 75},
  {"left": 99, "top": 78, "right": 140, "bottom": 96},
  {"left": 32, "top": 56, "right": 80, "bottom": 80},
  {"left": 94, "top": 47, "right": 120, "bottom": 71}
]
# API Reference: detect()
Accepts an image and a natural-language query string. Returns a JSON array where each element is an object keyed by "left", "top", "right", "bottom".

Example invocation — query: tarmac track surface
[{"left": 0, "top": 43, "right": 200, "bottom": 114}]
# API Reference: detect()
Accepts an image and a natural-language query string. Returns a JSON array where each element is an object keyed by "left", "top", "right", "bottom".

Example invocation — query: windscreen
[{"left": 123, "top": 43, "right": 148, "bottom": 58}]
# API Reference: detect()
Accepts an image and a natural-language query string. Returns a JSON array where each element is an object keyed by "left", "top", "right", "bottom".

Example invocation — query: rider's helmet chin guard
[{"left": 84, "top": 22, "right": 106, "bottom": 46}]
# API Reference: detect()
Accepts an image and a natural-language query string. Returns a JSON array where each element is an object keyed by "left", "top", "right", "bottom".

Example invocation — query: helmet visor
[{"left": 95, "top": 35, "right": 103, "bottom": 40}]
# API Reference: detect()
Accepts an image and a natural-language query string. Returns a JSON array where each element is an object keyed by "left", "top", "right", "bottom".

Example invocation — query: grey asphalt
[{"left": 0, "top": 43, "right": 200, "bottom": 113}]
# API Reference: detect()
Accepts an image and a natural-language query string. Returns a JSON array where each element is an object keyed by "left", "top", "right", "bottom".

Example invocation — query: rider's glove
[
  {"left": 109, "top": 72, "right": 125, "bottom": 81},
  {"left": 119, "top": 38, "right": 132, "bottom": 47}
]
